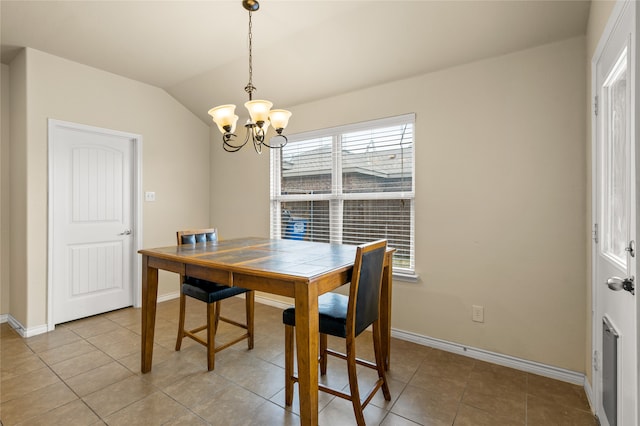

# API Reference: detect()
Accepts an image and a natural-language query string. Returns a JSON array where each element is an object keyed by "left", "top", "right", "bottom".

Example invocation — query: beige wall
[
  {"left": 211, "top": 36, "right": 587, "bottom": 372},
  {"left": 5, "top": 48, "right": 210, "bottom": 329},
  {"left": 584, "top": 0, "right": 617, "bottom": 386},
  {"left": 1, "top": 64, "right": 10, "bottom": 315}
]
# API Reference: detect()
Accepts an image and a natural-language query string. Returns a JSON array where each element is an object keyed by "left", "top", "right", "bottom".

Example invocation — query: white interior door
[
  {"left": 593, "top": 2, "right": 638, "bottom": 425},
  {"left": 50, "top": 121, "right": 136, "bottom": 324}
]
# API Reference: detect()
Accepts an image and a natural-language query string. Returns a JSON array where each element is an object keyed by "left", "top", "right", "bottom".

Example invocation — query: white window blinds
[{"left": 270, "top": 114, "right": 415, "bottom": 275}]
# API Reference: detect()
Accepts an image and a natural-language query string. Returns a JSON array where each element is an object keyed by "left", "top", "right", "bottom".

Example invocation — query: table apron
[
  {"left": 185, "top": 264, "right": 231, "bottom": 284},
  {"left": 147, "top": 257, "right": 184, "bottom": 275},
  {"left": 232, "top": 273, "right": 297, "bottom": 297}
]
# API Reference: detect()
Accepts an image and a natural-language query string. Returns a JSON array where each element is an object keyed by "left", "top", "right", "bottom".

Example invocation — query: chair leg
[
  {"left": 319, "top": 333, "right": 328, "bottom": 375},
  {"left": 346, "top": 334, "right": 365, "bottom": 426},
  {"left": 284, "top": 324, "right": 295, "bottom": 406},
  {"left": 246, "top": 291, "right": 255, "bottom": 350},
  {"left": 213, "top": 301, "right": 221, "bottom": 333},
  {"left": 175, "top": 292, "right": 186, "bottom": 351},
  {"left": 373, "top": 320, "right": 391, "bottom": 401},
  {"left": 207, "top": 302, "right": 217, "bottom": 371}
]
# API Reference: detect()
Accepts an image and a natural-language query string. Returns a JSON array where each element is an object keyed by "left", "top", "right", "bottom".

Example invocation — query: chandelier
[{"left": 208, "top": 0, "right": 292, "bottom": 153}]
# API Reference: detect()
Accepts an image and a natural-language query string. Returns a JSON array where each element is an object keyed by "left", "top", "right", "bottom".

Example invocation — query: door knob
[
  {"left": 118, "top": 229, "right": 132, "bottom": 236},
  {"left": 606, "top": 276, "right": 635, "bottom": 295}
]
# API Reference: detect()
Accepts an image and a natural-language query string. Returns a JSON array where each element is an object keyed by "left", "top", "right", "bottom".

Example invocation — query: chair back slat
[
  {"left": 177, "top": 228, "right": 218, "bottom": 245},
  {"left": 349, "top": 239, "right": 387, "bottom": 336}
]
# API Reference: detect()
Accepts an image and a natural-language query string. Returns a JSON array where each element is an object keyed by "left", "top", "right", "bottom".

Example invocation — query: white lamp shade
[
  {"left": 244, "top": 100, "right": 273, "bottom": 123},
  {"left": 215, "top": 115, "right": 238, "bottom": 134},
  {"left": 208, "top": 105, "right": 238, "bottom": 133},
  {"left": 269, "top": 109, "right": 292, "bottom": 130}
]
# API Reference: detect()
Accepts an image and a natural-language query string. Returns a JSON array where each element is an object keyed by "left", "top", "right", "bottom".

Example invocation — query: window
[{"left": 270, "top": 114, "right": 415, "bottom": 276}]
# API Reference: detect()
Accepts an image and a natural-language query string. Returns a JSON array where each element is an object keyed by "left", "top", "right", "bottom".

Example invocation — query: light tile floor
[{"left": 1, "top": 297, "right": 597, "bottom": 425}]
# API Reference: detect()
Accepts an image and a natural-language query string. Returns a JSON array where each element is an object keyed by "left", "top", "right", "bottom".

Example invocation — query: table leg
[
  {"left": 294, "top": 282, "right": 319, "bottom": 426},
  {"left": 380, "top": 254, "right": 393, "bottom": 370},
  {"left": 141, "top": 255, "right": 159, "bottom": 373}
]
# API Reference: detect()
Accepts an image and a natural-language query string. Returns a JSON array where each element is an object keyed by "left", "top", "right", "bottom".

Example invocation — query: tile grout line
[{"left": 19, "top": 327, "right": 106, "bottom": 424}]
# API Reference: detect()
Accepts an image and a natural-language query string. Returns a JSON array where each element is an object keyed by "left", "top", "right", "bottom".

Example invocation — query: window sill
[{"left": 393, "top": 272, "right": 419, "bottom": 283}]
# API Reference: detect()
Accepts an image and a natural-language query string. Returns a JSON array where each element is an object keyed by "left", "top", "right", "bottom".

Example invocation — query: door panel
[
  {"left": 594, "top": 2, "right": 638, "bottom": 425},
  {"left": 51, "top": 123, "right": 134, "bottom": 324}
]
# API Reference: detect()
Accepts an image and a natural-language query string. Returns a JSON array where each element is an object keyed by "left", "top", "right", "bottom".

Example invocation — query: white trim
[
  {"left": 392, "top": 328, "right": 585, "bottom": 386},
  {"left": 47, "top": 119, "right": 143, "bottom": 329},
  {"left": 252, "top": 295, "right": 587, "bottom": 390},
  {"left": 7, "top": 315, "right": 48, "bottom": 337},
  {"left": 157, "top": 291, "right": 180, "bottom": 303},
  {"left": 590, "top": 29, "right": 601, "bottom": 414},
  {"left": 254, "top": 294, "right": 293, "bottom": 310},
  {"left": 271, "top": 113, "right": 417, "bottom": 275},
  {"left": 585, "top": 379, "right": 596, "bottom": 415},
  {"left": 133, "top": 135, "right": 143, "bottom": 308},
  {"left": 286, "top": 113, "right": 416, "bottom": 143},
  {"left": 393, "top": 272, "right": 419, "bottom": 283},
  {"left": 5, "top": 290, "right": 592, "bottom": 408}
]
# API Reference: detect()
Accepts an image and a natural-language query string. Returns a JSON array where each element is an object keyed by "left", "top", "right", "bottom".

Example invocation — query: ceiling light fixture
[{"left": 208, "top": 0, "right": 292, "bottom": 153}]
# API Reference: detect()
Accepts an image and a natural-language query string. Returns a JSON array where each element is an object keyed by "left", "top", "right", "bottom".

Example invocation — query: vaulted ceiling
[{"left": 1, "top": 1, "right": 591, "bottom": 124}]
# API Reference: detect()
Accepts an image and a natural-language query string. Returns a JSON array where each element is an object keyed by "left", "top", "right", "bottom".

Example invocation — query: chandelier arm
[
  {"left": 252, "top": 126, "right": 265, "bottom": 154},
  {"left": 222, "top": 132, "right": 250, "bottom": 152},
  {"left": 261, "top": 134, "right": 288, "bottom": 149},
  {"left": 223, "top": 142, "right": 242, "bottom": 153},
  {"left": 253, "top": 138, "right": 262, "bottom": 154}
]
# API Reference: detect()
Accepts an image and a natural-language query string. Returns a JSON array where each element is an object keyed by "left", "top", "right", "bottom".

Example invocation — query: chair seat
[
  {"left": 283, "top": 293, "right": 349, "bottom": 338},
  {"left": 183, "top": 277, "right": 249, "bottom": 304}
]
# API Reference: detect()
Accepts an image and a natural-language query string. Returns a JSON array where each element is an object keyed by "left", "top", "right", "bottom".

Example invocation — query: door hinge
[
  {"left": 593, "top": 350, "right": 600, "bottom": 372},
  {"left": 593, "top": 223, "right": 599, "bottom": 244},
  {"left": 594, "top": 95, "right": 599, "bottom": 116}
]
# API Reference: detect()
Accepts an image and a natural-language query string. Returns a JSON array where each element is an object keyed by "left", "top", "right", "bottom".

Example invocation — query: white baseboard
[
  {"left": 254, "top": 294, "right": 292, "bottom": 310},
  {"left": 584, "top": 378, "right": 595, "bottom": 413},
  {"left": 252, "top": 296, "right": 587, "bottom": 388},
  {"left": 157, "top": 291, "right": 180, "bottom": 303},
  {"left": 391, "top": 328, "right": 585, "bottom": 386},
  {"left": 3, "top": 293, "right": 589, "bottom": 397},
  {"left": 6, "top": 315, "right": 48, "bottom": 338}
]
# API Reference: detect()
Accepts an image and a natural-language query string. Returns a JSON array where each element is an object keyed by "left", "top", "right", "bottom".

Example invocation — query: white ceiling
[{"left": 1, "top": 1, "right": 591, "bottom": 124}]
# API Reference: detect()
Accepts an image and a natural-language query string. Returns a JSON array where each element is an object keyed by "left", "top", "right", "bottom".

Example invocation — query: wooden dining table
[{"left": 139, "top": 237, "right": 394, "bottom": 426}]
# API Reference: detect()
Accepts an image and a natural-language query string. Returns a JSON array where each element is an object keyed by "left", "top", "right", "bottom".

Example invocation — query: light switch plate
[{"left": 472, "top": 305, "right": 484, "bottom": 323}]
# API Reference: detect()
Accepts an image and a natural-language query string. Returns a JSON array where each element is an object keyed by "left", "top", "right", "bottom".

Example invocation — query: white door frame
[
  {"left": 591, "top": 0, "right": 638, "bottom": 422},
  {"left": 47, "top": 119, "right": 143, "bottom": 330}
]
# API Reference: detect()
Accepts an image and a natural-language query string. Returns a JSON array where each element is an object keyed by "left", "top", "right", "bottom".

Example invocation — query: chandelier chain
[{"left": 245, "top": 11, "right": 255, "bottom": 100}]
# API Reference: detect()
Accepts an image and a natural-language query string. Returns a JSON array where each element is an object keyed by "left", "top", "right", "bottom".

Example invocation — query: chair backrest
[
  {"left": 176, "top": 228, "right": 218, "bottom": 245},
  {"left": 347, "top": 239, "right": 387, "bottom": 337}
]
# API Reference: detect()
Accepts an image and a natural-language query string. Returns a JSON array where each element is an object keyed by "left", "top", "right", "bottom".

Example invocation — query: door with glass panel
[{"left": 593, "top": 2, "right": 637, "bottom": 425}]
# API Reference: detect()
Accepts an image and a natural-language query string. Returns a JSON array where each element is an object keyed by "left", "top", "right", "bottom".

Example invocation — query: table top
[{"left": 139, "top": 237, "right": 360, "bottom": 281}]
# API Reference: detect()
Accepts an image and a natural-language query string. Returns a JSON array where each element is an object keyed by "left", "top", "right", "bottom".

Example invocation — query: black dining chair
[
  {"left": 175, "top": 228, "right": 254, "bottom": 371},
  {"left": 282, "top": 239, "right": 391, "bottom": 425}
]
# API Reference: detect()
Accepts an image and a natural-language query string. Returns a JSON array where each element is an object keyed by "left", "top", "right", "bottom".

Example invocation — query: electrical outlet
[
  {"left": 472, "top": 305, "right": 484, "bottom": 323},
  {"left": 145, "top": 191, "right": 156, "bottom": 202}
]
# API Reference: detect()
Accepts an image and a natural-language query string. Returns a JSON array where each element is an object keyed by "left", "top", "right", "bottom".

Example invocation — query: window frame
[{"left": 270, "top": 113, "right": 416, "bottom": 277}]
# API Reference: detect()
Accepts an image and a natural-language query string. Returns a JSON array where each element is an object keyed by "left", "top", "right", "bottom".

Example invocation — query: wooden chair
[
  {"left": 175, "top": 228, "right": 254, "bottom": 371},
  {"left": 283, "top": 239, "right": 391, "bottom": 425}
]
